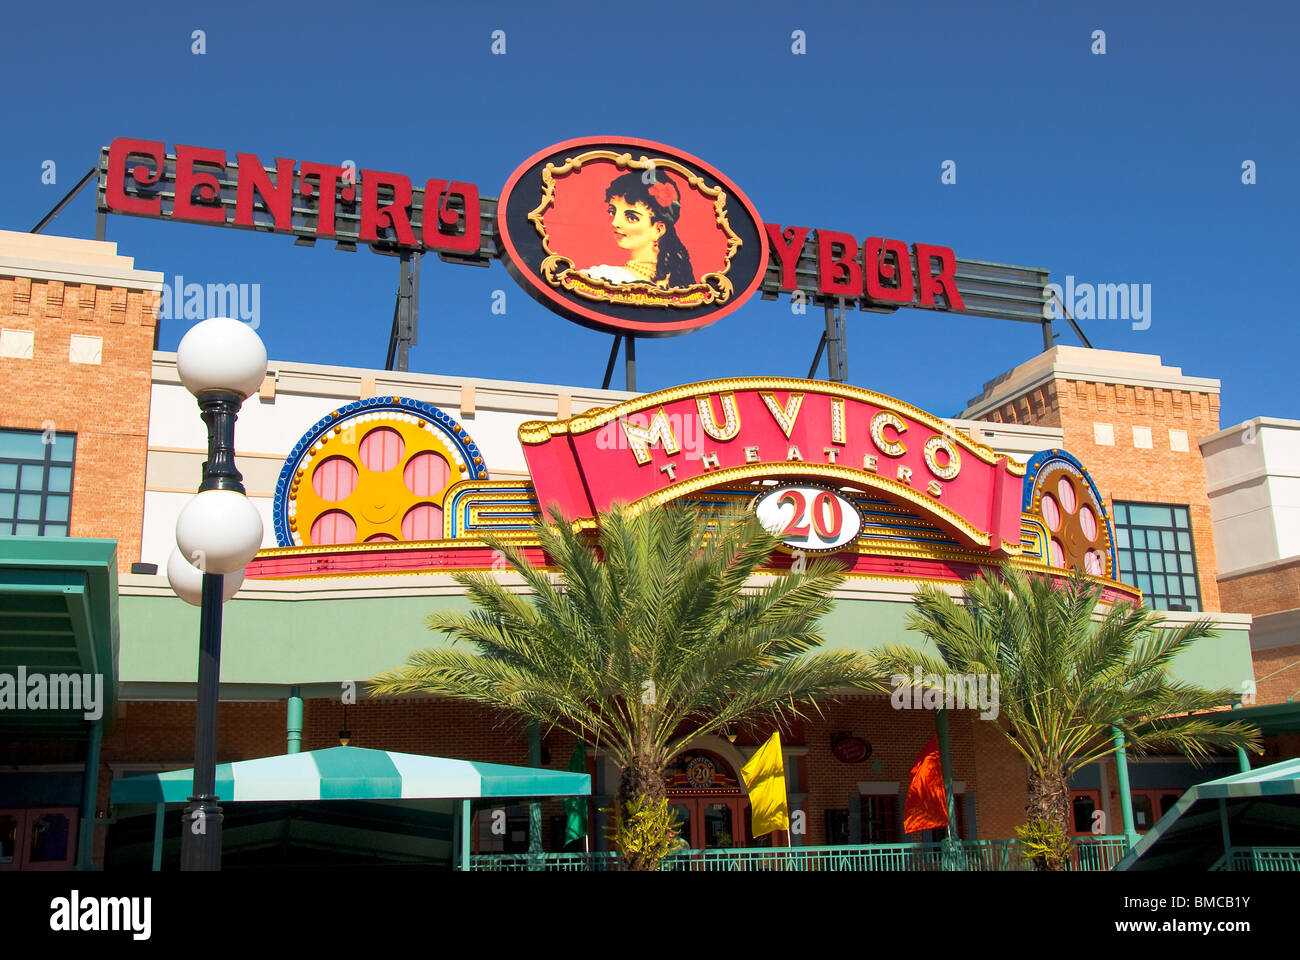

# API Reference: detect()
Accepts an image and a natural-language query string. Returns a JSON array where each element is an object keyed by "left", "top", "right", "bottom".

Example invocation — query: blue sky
[{"left": 2, "top": 0, "right": 1295, "bottom": 426}]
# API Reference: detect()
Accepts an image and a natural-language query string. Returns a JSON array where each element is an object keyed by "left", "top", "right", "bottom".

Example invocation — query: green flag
[{"left": 563, "top": 742, "right": 588, "bottom": 844}]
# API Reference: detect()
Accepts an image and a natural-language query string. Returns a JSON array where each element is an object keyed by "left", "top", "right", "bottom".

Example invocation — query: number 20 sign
[{"left": 754, "top": 484, "right": 864, "bottom": 552}]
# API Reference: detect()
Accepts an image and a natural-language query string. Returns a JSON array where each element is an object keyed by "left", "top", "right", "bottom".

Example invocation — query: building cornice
[{"left": 961, "top": 347, "right": 1220, "bottom": 420}]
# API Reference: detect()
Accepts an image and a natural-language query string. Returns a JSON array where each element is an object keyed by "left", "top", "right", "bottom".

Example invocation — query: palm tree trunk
[
  {"left": 616, "top": 754, "right": 667, "bottom": 871},
  {"left": 1026, "top": 770, "right": 1071, "bottom": 871}
]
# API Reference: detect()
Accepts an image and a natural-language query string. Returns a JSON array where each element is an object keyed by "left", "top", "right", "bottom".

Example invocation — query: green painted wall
[
  {"left": 118, "top": 591, "right": 1256, "bottom": 693},
  {"left": 119, "top": 593, "right": 475, "bottom": 684}
]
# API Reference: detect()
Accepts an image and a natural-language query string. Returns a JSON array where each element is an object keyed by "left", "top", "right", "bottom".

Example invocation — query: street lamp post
[{"left": 168, "top": 317, "right": 267, "bottom": 871}]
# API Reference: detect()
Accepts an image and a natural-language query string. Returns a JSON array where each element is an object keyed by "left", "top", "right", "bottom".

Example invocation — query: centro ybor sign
[{"left": 99, "top": 135, "right": 1045, "bottom": 346}]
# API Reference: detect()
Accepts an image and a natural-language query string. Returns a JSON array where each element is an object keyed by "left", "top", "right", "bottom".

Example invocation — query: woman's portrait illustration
[
  {"left": 529, "top": 152, "right": 740, "bottom": 309},
  {"left": 581, "top": 172, "right": 696, "bottom": 289}
]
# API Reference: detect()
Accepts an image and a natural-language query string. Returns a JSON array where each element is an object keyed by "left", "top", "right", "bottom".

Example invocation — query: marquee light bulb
[
  {"left": 167, "top": 548, "right": 244, "bottom": 606},
  {"left": 176, "top": 316, "right": 268, "bottom": 400},
  {"left": 176, "top": 490, "right": 265, "bottom": 575}
]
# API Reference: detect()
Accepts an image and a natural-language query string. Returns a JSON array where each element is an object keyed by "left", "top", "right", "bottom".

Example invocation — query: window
[
  {"left": 919, "top": 794, "right": 966, "bottom": 842},
  {"left": 0, "top": 430, "right": 75, "bottom": 537},
  {"left": 824, "top": 809, "right": 850, "bottom": 845},
  {"left": 862, "top": 794, "right": 899, "bottom": 843},
  {"left": 1111, "top": 502, "right": 1201, "bottom": 611},
  {"left": 1131, "top": 789, "right": 1183, "bottom": 832},
  {"left": 1070, "top": 790, "right": 1103, "bottom": 836},
  {"left": 0, "top": 808, "right": 78, "bottom": 870},
  {"left": 474, "top": 803, "right": 531, "bottom": 854}
]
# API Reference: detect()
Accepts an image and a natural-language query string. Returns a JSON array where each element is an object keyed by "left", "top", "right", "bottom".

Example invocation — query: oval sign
[
  {"left": 832, "top": 736, "right": 871, "bottom": 764},
  {"left": 497, "top": 136, "right": 768, "bottom": 337},
  {"left": 754, "top": 484, "right": 864, "bottom": 552}
]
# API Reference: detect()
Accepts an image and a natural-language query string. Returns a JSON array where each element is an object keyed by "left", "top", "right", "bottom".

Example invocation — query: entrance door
[
  {"left": 668, "top": 798, "right": 747, "bottom": 849},
  {"left": 0, "top": 808, "right": 78, "bottom": 870}
]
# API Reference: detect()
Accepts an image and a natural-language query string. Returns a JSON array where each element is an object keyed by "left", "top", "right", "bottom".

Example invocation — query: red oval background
[{"left": 497, "top": 136, "right": 769, "bottom": 337}]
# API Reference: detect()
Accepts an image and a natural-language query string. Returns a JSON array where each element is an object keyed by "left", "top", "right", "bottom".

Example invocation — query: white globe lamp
[
  {"left": 176, "top": 316, "right": 268, "bottom": 400},
  {"left": 167, "top": 548, "right": 245, "bottom": 605},
  {"left": 175, "top": 490, "right": 264, "bottom": 576}
]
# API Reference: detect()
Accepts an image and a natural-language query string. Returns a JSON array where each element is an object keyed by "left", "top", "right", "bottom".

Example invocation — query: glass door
[{"left": 0, "top": 808, "right": 78, "bottom": 870}]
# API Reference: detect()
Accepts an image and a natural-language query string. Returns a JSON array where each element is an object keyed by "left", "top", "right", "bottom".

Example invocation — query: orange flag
[{"left": 903, "top": 734, "right": 949, "bottom": 834}]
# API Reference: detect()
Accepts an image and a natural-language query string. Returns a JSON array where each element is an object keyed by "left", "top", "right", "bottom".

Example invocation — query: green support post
[
  {"left": 287, "top": 685, "right": 303, "bottom": 754},
  {"left": 460, "top": 799, "right": 472, "bottom": 872},
  {"left": 935, "top": 709, "right": 962, "bottom": 871},
  {"left": 1111, "top": 726, "right": 1139, "bottom": 849},
  {"left": 935, "top": 709, "right": 958, "bottom": 838},
  {"left": 1218, "top": 798, "right": 1232, "bottom": 865},
  {"left": 152, "top": 803, "right": 165, "bottom": 872},
  {"left": 77, "top": 719, "right": 102, "bottom": 869},
  {"left": 451, "top": 802, "right": 459, "bottom": 870},
  {"left": 1232, "top": 701, "right": 1250, "bottom": 773},
  {"left": 528, "top": 719, "right": 542, "bottom": 856}
]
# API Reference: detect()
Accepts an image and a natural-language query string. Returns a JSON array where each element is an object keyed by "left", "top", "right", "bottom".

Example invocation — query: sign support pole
[
  {"left": 601, "top": 336, "right": 623, "bottom": 390},
  {"left": 807, "top": 333, "right": 827, "bottom": 380},
  {"left": 386, "top": 251, "right": 421, "bottom": 372},
  {"left": 625, "top": 336, "right": 636, "bottom": 392},
  {"left": 824, "top": 298, "right": 847, "bottom": 383}
]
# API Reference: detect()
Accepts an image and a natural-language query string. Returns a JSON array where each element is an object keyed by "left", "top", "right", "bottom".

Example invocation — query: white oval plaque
[{"left": 754, "top": 485, "right": 863, "bottom": 552}]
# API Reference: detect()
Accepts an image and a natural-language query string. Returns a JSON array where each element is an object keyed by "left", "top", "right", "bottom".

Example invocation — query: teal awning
[
  {"left": 1190, "top": 700, "right": 1300, "bottom": 736},
  {"left": 110, "top": 745, "right": 591, "bottom": 804},
  {"left": 0, "top": 537, "right": 119, "bottom": 736},
  {"left": 1116, "top": 757, "right": 1300, "bottom": 870}
]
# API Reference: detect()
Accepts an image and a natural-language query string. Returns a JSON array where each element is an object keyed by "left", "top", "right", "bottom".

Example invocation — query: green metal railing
[
  {"left": 469, "top": 836, "right": 1131, "bottom": 872},
  {"left": 1214, "top": 847, "right": 1300, "bottom": 872}
]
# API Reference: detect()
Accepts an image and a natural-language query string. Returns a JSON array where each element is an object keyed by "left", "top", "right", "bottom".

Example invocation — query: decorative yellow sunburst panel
[{"left": 288, "top": 411, "right": 474, "bottom": 546}]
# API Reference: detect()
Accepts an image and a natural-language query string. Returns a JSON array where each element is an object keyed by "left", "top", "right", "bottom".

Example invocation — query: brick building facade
[
  {"left": 0, "top": 232, "right": 159, "bottom": 573},
  {"left": 0, "top": 231, "right": 1288, "bottom": 870}
]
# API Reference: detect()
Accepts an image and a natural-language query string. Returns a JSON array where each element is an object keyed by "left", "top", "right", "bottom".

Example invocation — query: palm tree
[
  {"left": 368, "top": 501, "right": 884, "bottom": 869},
  {"left": 864, "top": 565, "right": 1260, "bottom": 868}
]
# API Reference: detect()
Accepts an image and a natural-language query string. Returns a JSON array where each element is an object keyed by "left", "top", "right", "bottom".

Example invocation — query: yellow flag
[{"left": 740, "top": 731, "right": 789, "bottom": 836}]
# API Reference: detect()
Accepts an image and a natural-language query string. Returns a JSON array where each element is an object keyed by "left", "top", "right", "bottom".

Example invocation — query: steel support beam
[
  {"left": 385, "top": 252, "right": 420, "bottom": 371},
  {"left": 601, "top": 336, "right": 623, "bottom": 390},
  {"left": 824, "top": 299, "right": 847, "bottom": 382},
  {"left": 807, "top": 333, "right": 827, "bottom": 380},
  {"left": 31, "top": 166, "right": 99, "bottom": 235}
]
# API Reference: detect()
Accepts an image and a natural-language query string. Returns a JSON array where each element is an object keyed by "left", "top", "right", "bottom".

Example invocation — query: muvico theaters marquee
[{"left": 0, "top": 135, "right": 1255, "bottom": 868}]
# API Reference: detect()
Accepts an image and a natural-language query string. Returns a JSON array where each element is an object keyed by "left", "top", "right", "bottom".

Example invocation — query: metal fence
[
  {"left": 469, "top": 836, "right": 1131, "bottom": 872},
  {"left": 1220, "top": 847, "right": 1300, "bottom": 872}
]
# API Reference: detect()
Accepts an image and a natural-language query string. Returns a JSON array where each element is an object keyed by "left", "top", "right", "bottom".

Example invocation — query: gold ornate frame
[{"left": 527, "top": 150, "right": 742, "bottom": 308}]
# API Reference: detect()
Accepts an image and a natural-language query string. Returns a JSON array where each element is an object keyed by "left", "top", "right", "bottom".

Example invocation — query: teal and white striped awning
[{"left": 110, "top": 745, "right": 591, "bottom": 804}]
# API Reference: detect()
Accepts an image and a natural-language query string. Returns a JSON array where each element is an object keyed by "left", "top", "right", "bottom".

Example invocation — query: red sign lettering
[
  {"left": 173, "top": 144, "right": 227, "bottom": 224},
  {"left": 816, "top": 230, "right": 862, "bottom": 297}
]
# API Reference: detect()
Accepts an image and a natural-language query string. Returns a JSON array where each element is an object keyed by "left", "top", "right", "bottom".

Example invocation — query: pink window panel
[
  {"left": 312, "top": 456, "right": 358, "bottom": 501},
  {"left": 1041, "top": 495, "right": 1061, "bottom": 532},
  {"left": 1085, "top": 550, "right": 1105, "bottom": 576},
  {"left": 1057, "top": 479, "right": 1077, "bottom": 514},
  {"left": 404, "top": 452, "right": 451, "bottom": 497},
  {"left": 311, "top": 510, "right": 357, "bottom": 545},
  {"left": 359, "top": 428, "right": 404, "bottom": 472},
  {"left": 1049, "top": 538, "right": 1065, "bottom": 568},
  {"left": 1079, "top": 505, "right": 1098, "bottom": 541},
  {"left": 401, "top": 504, "right": 444, "bottom": 541}
]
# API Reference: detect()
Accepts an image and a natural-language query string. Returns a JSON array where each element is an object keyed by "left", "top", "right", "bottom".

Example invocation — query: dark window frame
[
  {"left": 0, "top": 429, "right": 76, "bottom": 538},
  {"left": 1111, "top": 501, "right": 1202, "bottom": 612}
]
